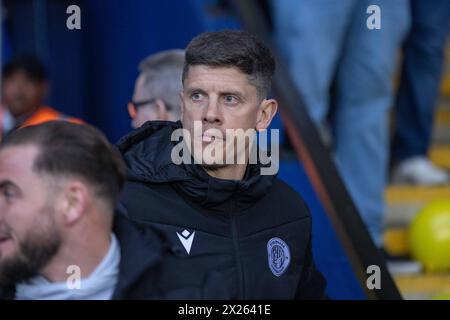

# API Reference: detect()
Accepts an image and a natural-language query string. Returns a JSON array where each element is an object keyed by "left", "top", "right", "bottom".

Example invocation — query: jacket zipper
[{"left": 229, "top": 198, "right": 245, "bottom": 299}]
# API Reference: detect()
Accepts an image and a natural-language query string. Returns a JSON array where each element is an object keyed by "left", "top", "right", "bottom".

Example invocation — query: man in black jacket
[
  {"left": 0, "top": 121, "right": 216, "bottom": 300},
  {"left": 118, "top": 30, "right": 326, "bottom": 299}
]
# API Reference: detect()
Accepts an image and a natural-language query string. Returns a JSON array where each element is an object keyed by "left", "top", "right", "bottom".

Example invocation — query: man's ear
[
  {"left": 256, "top": 99, "right": 278, "bottom": 131},
  {"left": 127, "top": 102, "right": 137, "bottom": 119},
  {"left": 58, "top": 181, "right": 90, "bottom": 227}
]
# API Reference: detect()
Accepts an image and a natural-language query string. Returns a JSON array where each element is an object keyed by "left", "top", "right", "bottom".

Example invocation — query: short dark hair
[
  {"left": 1, "top": 121, "right": 126, "bottom": 208},
  {"left": 182, "top": 30, "right": 275, "bottom": 99},
  {"left": 2, "top": 55, "right": 47, "bottom": 82}
]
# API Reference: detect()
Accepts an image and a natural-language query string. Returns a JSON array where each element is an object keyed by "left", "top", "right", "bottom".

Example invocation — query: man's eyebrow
[
  {"left": 185, "top": 87, "right": 207, "bottom": 95},
  {"left": 0, "top": 180, "right": 16, "bottom": 190},
  {"left": 220, "top": 90, "right": 245, "bottom": 98},
  {"left": 184, "top": 88, "right": 246, "bottom": 100}
]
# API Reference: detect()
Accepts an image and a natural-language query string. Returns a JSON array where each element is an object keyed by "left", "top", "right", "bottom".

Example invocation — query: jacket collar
[
  {"left": 110, "top": 214, "right": 162, "bottom": 299},
  {"left": 117, "top": 121, "right": 275, "bottom": 213}
]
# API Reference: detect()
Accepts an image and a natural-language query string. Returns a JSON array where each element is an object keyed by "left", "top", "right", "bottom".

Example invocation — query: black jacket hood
[{"left": 116, "top": 121, "right": 275, "bottom": 211}]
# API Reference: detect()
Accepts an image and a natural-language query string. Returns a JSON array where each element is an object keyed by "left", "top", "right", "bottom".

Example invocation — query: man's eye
[
  {"left": 2, "top": 188, "right": 15, "bottom": 199},
  {"left": 191, "top": 93, "right": 204, "bottom": 102},
  {"left": 223, "top": 95, "right": 239, "bottom": 105}
]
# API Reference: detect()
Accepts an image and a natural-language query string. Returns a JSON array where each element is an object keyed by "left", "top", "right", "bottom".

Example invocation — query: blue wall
[
  {"left": 4, "top": 0, "right": 210, "bottom": 141},
  {"left": 83, "top": 0, "right": 207, "bottom": 141}
]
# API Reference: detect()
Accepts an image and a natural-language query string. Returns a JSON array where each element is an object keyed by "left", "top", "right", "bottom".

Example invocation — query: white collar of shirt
[{"left": 15, "top": 233, "right": 121, "bottom": 300}]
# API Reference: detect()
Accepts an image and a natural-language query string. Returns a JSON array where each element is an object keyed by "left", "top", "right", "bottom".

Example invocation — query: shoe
[
  {"left": 379, "top": 248, "right": 423, "bottom": 275},
  {"left": 386, "top": 260, "right": 423, "bottom": 275},
  {"left": 392, "top": 156, "right": 449, "bottom": 186}
]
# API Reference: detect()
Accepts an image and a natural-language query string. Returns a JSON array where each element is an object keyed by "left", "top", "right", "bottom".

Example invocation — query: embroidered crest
[{"left": 267, "top": 237, "right": 291, "bottom": 277}]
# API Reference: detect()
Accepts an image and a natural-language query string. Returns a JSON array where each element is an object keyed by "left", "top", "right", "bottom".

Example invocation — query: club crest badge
[{"left": 267, "top": 237, "right": 291, "bottom": 277}]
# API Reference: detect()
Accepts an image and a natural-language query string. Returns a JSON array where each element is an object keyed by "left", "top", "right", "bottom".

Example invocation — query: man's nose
[{"left": 203, "top": 98, "right": 222, "bottom": 124}]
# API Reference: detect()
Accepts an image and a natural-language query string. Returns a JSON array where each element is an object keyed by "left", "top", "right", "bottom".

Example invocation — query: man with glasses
[{"left": 128, "top": 50, "right": 184, "bottom": 128}]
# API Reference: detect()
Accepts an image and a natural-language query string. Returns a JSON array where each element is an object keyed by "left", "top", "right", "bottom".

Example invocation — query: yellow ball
[{"left": 409, "top": 200, "right": 450, "bottom": 272}]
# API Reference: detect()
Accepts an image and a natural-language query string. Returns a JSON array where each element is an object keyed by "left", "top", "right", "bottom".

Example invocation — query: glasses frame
[{"left": 129, "top": 98, "right": 173, "bottom": 111}]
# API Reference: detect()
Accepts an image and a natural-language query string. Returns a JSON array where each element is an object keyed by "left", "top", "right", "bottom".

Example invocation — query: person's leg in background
[
  {"left": 391, "top": 0, "right": 450, "bottom": 186},
  {"left": 332, "top": 0, "right": 410, "bottom": 246},
  {"left": 271, "top": 0, "right": 356, "bottom": 136}
]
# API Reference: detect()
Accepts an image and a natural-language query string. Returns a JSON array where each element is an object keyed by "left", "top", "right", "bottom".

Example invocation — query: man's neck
[
  {"left": 204, "top": 163, "right": 247, "bottom": 181},
  {"left": 41, "top": 231, "right": 111, "bottom": 283}
]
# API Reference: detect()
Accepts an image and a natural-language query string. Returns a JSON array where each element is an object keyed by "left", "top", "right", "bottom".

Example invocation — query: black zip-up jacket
[
  {"left": 117, "top": 121, "right": 326, "bottom": 299},
  {"left": 0, "top": 214, "right": 224, "bottom": 300}
]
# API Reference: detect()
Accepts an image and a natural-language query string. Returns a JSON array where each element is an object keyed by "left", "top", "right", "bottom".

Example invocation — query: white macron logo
[{"left": 176, "top": 230, "right": 195, "bottom": 254}]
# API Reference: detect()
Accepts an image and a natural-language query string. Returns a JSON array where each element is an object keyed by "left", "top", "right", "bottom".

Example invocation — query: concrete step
[
  {"left": 430, "top": 145, "right": 450, "bottom": 170},
  {"left": 432, "top": 126, "right": 450, "bottom": 145},
  {"left": 385, "top": 186, "right": 450, "bottom": 227},
  {"left": 395, "top": 273, "right": 450, "bottom": 300},
  {"left": 385, "top": 144, "right": 450, "bottom": 227},
  {"left": 441, "top": 74, "right": 450, "bottom": 97},
  {"left": 435, "top": 106, "right": 450, "bottom": 127},
  {"left": 386, "top": 185, "right": 450, "bottom": 204}
]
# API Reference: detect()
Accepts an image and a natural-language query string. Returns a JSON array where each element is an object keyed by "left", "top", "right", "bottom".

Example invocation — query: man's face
[
  {"left": 129, "top": 74, "right": 160, "bottom": 128},
  {"left": 2, "top": 71, "right": 47, "bottom": 118},
  {"left": 181, "top": 66, "right": 269, "bottom": 168},
  {"left": 0, "top": 145, "right": 61, "bottom": 287}
]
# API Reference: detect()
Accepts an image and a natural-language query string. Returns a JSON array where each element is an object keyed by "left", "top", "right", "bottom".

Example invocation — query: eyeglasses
[{"left": 129, "top": 98, "right": 173, "bottom": 111}]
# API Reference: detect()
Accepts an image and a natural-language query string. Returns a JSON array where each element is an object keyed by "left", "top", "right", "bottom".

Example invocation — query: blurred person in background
[
  {"left": 1, "top": 56, "right": 83, "bottom": 134},
  {"left": 391, "top": 0, "right": 450, "bottom": 186},
  {"left": 128, "top": 49, "right": 184, "bottom": 128},
  {"left": 272, "top": 0, "right": 410, "bottom": 247}
]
